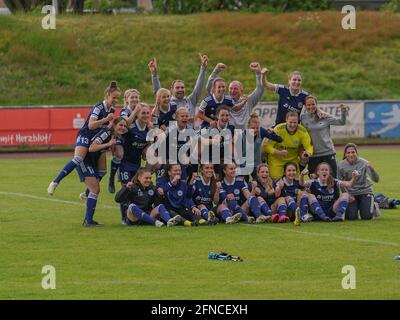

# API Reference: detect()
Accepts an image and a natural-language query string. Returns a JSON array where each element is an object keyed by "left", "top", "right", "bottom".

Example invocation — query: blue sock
[
  {"left": 248, "top": 196, "right": 261, "bottom": 218},
  {"left": 336, "top": 198, "right": 348, "bottom": 218},
  {"left": 130, "top": 204, "right": 157, "bottom": 225},
  {"left": 85, "top": 192, "right": 98, "bottom": 223},
  {"left": 310, "top": 201, "right": 326, "bottom": 219},
  {"left": 234, "top": 206, "right": 248, "bottom": 221},
  {"left": 157, "top": 204, "right": 171, "bottom": 223},
  {"left": 287, "top": 197, "right": 298, "bottom": 216},
  {"left": 120, "top": 202, "right": 128, "bottom": 222},
  {"left": 299, "top": 195, "right": 309, "bottom": 217},
  {"left": 54, "top": 156, "right": 83, "bottom": 183},
  {"left": 220, "top": 208, "right": 231, "bottom": 221},
  {"left": 277, "top": 204, "right": 287, "bottom": 216},
  {"left": 109, "top": 157, "right": 121, "bottom": 184},
  {"left": 200, "top": 207, "right": 209, "bottom": 220},
  {"left": 260, "top": 201, "right": 272, "bottom": 216}
]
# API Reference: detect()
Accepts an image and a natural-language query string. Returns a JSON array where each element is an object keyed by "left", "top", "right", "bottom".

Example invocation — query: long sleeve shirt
[
  {"left": 152, "top": 65, "right": 207, "bottom": 118},
  {"left": 337, "top": 157, "right": 379, "bottom": 196},
  {"left": 300, "top": 110, "right": 347, "bottom": 157},
  {"left": 206, "top": 66, "right": 264, "bottom": 129}
]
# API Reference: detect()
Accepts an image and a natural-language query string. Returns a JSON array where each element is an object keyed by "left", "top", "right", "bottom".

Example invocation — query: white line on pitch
[
  {"left": 240, "top": 223, "right": 400, "bottom": 247},
  {"left": 0, "top": 191, "right": 117, "bottom": 209},
  {"left": 1, "top": 191, "right": 399, "bottom": 247}
]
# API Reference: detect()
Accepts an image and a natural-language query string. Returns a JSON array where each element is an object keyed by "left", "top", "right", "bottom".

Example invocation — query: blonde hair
[
  {"left": 176, "top": 106, "right": 188, "bottom": 116},
  {"left": 229, "top": 80, "right": 243, "bottom": 91},
  {"left": 156, "top": 88, "right": 171, "bottom": 105},
  {"left": 123, "top": 89, "right": 140, "bottom": 105},
  {"left": 256, "top": 163, "right": 274, "bottom": 191},
  {"left": 104, "top": 80, "right": 120, "bottom": 97},
  {"left": 247, "top": 112, "right": 260, "bottom": 127},
  {"left": 288, "top": 71, "right": 302, "bottom": 81}
]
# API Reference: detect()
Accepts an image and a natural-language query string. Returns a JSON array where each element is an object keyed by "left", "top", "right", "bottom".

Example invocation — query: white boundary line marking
[
  {"left": 0, "top": 191, "right": 116, "bottom": 209},
  {"left": 240, "top": 223, "right": 400, "bottom": 247},
  {"left": 1, "top": 191, "right": 399, "bottom": 247}
]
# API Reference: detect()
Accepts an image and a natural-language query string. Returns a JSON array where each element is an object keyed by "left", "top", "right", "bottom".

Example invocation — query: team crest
[
  {"left": 234, "top": 189, "right": 240, "bottom": 195},
  {"left": 148, "top": 190, "right": 154, "bottom": 196},
  {"left": 177, "top": 190, "right": 183, "bottom": 196}
]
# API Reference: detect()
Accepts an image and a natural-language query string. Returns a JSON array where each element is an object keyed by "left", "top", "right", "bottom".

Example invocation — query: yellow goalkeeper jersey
[{"left": 264, "top": 123, "right": 313, "bottom": 179}]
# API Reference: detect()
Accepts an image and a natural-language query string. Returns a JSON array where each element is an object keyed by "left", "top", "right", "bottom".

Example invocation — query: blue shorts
[
  {"left": 119, "top": 161, "right": 140, "bottom": 183},
  {"left": 75, "top": 134, "right": 92, "bottom": 148},
  {"left": 76, "top": 161, "right": 99, "bottom": 182}
]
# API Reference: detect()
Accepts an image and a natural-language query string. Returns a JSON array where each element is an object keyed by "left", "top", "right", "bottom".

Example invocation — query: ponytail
[{"left": 104, "top": 80, "right": 120, "bottom": 97}]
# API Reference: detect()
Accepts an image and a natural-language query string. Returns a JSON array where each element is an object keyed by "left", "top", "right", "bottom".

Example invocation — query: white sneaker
[
  {"left": 47, "top": 181, "right": 58, "bottom": 195},
  {"left": 208, "top": 210, "right": 216, "bottom": 222},
  {"left": 302, "top": 213, "right": 314, "bottom": 222},
  {"left": 155, "top": 220, "right": 165, "bottom": 228},
  {"left": 79, "top": 192, "right": 87, "bottom": 201},
  {"left": 225, "top": 216, "right": 235, "bottom": 224},
  {"left": 247, "top": 216, "right": 256, "bottom": 224},
  {"left": 167, "top": 215, "right": 181, "bottom": 227},
  {"left": 255, "top": 215, "right": 268, "bottom": 224},
  {"left": 232, "top": 212, "right": 242, "bottom": 223}
]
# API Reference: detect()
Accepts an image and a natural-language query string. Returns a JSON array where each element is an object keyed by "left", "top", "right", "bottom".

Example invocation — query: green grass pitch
[{"left": 1, "top": 147, "right": 400, "bottom": 299}]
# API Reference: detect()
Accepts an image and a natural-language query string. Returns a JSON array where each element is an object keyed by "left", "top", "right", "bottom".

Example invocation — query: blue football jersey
[
  {"left": 84, "top": 127, "right": 113, "bottom": 167},
  {"left": 201, "top": 123, "right": 234, "bottom": 162},
  {"left": 199, "top": 94, "right": 234, "bottom": 128},
  {"left": 220, "top": 177, "right": 249, "bottom": 206},
  {"left": 191, "top": 176, "right": 214, "bottom": 210},
  {"left": 119, "top": 120, "right": 149, "bottom": 170},
  {"left": 277, "top": 177, "right": 303, "bottom": 198},
  {"left": 156, "top": 102, "right": 178, "bottom": 128},
  {"left": 162, "top": 179, "right": 193, "bottom": 209},
  {"left": 275, "top": 85, "right": 308, "bottom": 125},
  {"left": 309, "top": 178, "right": 342, "bottom": 209},
  {"left": 254, "top": 179, "right": 277, "bottom": 205},
  {"left": 79, "top": 101, "right": 115, "bottom": 137}
]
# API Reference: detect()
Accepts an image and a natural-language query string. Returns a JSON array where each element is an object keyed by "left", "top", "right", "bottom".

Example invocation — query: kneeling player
[
  {"left": 300, "top": 162, "right": 359, "bottom": 222},
  {"left": 156, "top": 164, "right": 206, "bottom": 226},
  {"left": 115, "top": 168, "right": 181, "bottom": 227}
]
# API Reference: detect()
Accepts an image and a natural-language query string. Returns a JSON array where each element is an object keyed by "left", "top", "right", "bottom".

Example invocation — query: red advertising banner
[{"left": 0, "top": 106, "right": 121, "bottom": 146}]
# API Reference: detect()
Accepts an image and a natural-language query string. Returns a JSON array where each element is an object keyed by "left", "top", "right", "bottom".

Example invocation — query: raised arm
[
  {"left": 187, "top": 53, "right": 208, "bottom": 106},
  {"left": 196, "top": 100, "right": 217, "bottom": 128},
  {"left": 245, "top": 62, "right": 265, "bottom": 110},
  {"left": 213, "top": 182, "right": 222, "bottom": 205},
  {"left": 327, "top": 104, "right": 349, "bottom": 126},
  {"left": 115, "top": 185, "right": 133, "bottom": 203},
  {"left": 340, "top": 170, "right": 360, "bottom": 189},
  {"left": 206, "top": 63, "right": 226, "bottom": 94},
  {"left": 261, "top": 67, "right": 277, "bottom": 92},
  {"left": 88, "top": 113, "right": 114, "bottom": 131},
  {"left": 148, "top": 58, "right": 162, "bottom": 95},
  {"left": 299, "top": 168, "right": 309, "bottom": 187},
  {"left": 274, "top": 179, "right": 284, "bottom": 198}
]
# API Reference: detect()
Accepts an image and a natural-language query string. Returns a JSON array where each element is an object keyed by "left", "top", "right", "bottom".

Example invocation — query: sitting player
[{"left": 115, "top": 167, "right": 181, "bottom": 227}]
